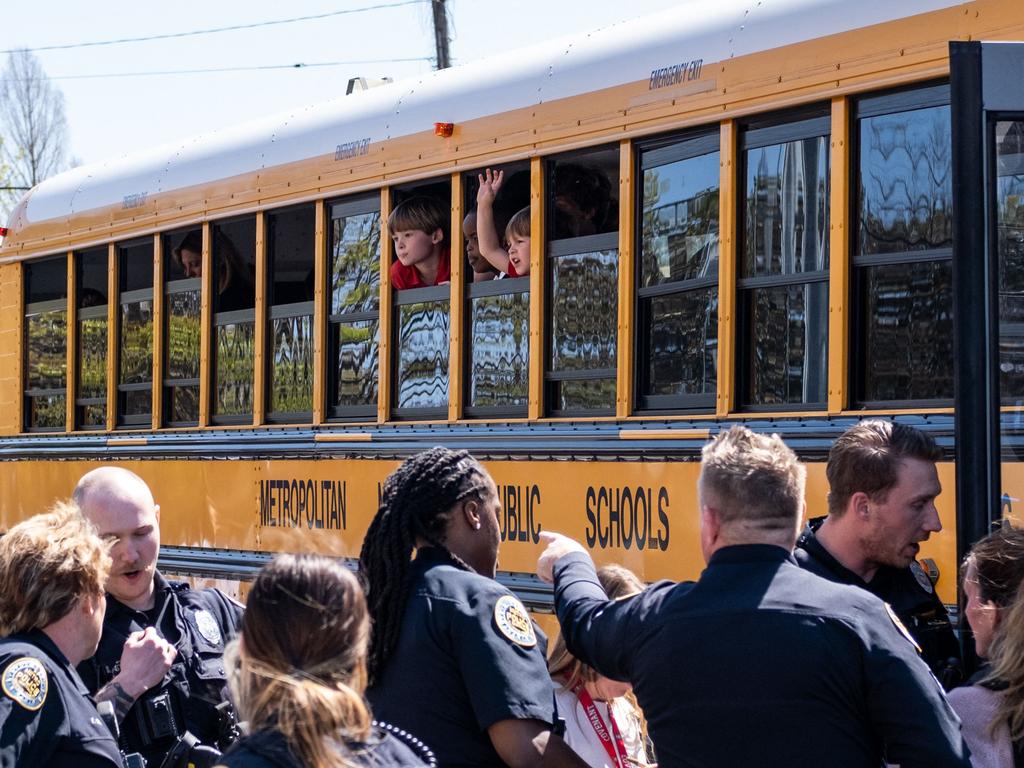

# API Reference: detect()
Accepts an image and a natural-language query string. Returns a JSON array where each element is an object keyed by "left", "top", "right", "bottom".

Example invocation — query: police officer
[
  {"left": 359, "top": 447, "right": 587, "bottom": 768},
  {"left": 0, "top": 502, "right": 122, "bottom": 767},
  {"left": 794, "top": 420, "right": 963, "bottom": 688},
  {"left": 74, "top": 467, "right": 243, "bottom": 768},
  {"left": 538, "top": 426, "right": 970, "bottom": 768}
]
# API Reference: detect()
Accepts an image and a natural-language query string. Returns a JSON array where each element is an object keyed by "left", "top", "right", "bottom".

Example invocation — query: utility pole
[{"left": 432, "top": 0, "right": 451, "bottom": 70}]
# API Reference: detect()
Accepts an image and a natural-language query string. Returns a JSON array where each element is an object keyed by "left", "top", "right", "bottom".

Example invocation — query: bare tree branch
[{"left": 0, "top": 49, "right": 70, "bottom": 222}]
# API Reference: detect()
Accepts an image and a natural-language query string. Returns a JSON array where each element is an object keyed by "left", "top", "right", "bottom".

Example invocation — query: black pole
[
  {"left": 950, "top": 40, "right": 1000, "bottom": 672},
  {"left": 432, "top": 0, "right": 451, "bottom": 70}
]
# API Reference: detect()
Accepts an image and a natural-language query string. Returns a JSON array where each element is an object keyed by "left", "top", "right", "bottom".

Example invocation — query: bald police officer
[
  {"left": 74, "top": 467, "right": 242, "bottom": 768},
  {"left": 538, "top": 426, "right": 970, "bottom": 767},
  {"left": 794, "top": 420, "right": 963, "bottom": 688}
]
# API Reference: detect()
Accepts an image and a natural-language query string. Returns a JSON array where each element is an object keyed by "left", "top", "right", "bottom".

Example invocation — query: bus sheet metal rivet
[{"left": 434, "top": 122, "right": 455, "bottom": 138}]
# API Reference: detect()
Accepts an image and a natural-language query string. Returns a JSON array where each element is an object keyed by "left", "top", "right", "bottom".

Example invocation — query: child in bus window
[
  {"left": 462, "top": 210, "right": 499, "bottom": 282},
  {"left": 388, "top": 196, "right": 451, "bottom": 289},
  {"left": 476, "top": 168, "right": 530, "bottom": 276},
  {"left": 172, "top": 229, "right": 254, "bottom": 312},
  {"left": 505, "top": 207, "right": 531, "bottom": 277},
  {"left": 553, "top": 163, "right": 614, "bottom": 239}
]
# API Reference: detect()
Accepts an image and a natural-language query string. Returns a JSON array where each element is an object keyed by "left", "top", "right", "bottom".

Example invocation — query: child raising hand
[{"left": 476, "top": 168, "right": 531, "bottom": 277}]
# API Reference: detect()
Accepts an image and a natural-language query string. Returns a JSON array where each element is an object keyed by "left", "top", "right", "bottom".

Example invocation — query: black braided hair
[{"left": 359, "top": 446, "right": 490, "bottom": 684}]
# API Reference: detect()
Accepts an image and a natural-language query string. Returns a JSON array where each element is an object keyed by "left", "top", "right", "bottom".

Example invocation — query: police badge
[
  {"left": 193, "top": 610, "right": 222, "bottom": 645},
  {"left": 910, "top": 562, "right": 935, "bottom": 595},
  {"left": 2, "top": 657, "right": 48, "bottom": 711},
  {"left": 493, "top": 595, "right": 537, "bottom": 648}
]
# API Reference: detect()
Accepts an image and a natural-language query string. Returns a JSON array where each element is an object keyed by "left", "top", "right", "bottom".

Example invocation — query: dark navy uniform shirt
[
  {"left": 0, "top": 629, "right": 122, "bottom": 767},
  {"left": 553, "top": 545, "right": 971, "bottom": 768},
  {"left": 795, "top": 517, "right": 964, "bottom": 688},
  {"left": 77, "top": 572, "right": 244, "bottom": 766},
  {"left": 214, "top": 723, "right": 432, "bottom": 768},
  {"left": 367, "top": 547, "right": 555, "bottom": 768}
]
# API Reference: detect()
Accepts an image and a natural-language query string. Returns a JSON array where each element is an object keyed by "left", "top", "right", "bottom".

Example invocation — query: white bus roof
[{"left": 19, "top": 0, "right": 959, "bottom": 227}]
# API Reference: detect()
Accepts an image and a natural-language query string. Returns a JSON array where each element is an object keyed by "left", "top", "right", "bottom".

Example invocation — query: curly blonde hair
[{"left": 0, "top": 501, "right": 110, "bottom": 635}]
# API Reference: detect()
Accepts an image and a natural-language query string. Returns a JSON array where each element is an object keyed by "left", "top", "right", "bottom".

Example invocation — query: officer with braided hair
[{"left": 361, "top": 447, "right": 587, "bottom": 768}]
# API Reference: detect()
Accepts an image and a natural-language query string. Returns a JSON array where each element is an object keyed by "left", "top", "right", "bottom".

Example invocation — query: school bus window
[
  {"left": 23, "top": 256, "right": 67, "bottom": 432},
  {"left": 852, "top": 84, "right": 952, "bottom": 406},
  {"left": 636, "top": 132, "right": 719, "bottom": 412},
  {"left": 117, "top": 241, "right": 154, "bottom": 427},
  {"left": 267, "top": 204, "right": 315, "bottom": 422},
  {"left": 76, "top": 247, "right": 109, "bottom": 430},
  {"left": 996, "top": 121, "right": 1024, "bottom": 401},
  {"left": 211, "top": 218, "right": 256, "bottom": 424},
  {"left": 463, "top": 165, "right": 530, "bottom": 417},
  {"left": 390, "top": 180, "right": 451, "bottom": 418},
  {"left": 546, "top": 148, "right": 619, "bottom": 416},
  {"left": 328, "top": 195, "right": 380, "bottom": 420},
  {"left": 737, "top": 113, "right": 830, "bottom": 410},
  {"left": 163, "top": 229, "right": 201, "bottom": 426}
]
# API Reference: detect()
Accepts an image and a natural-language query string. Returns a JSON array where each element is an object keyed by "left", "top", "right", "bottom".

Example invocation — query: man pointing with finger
[
  {"left": 74, "top": 467, "right": 243, "bottom": 768},
  {"left": 537, "top": 426, "right": 969, "bottom": 767}
]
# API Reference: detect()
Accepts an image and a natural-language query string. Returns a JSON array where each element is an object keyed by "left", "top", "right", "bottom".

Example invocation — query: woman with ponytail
[
  {"left": 215, "top": 554, "right": 433, "bottom": 768},
  {"left": 361, "top": 447, "right": 587, "bottom": 768}
]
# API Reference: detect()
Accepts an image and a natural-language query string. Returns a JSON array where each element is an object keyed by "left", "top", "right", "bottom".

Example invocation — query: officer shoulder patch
[
  {"left": 193, "top": 609, "right": 222, "bottom": 645},
  {"left": 884, "top": 602, "right": 922, "bottom": 654},
  {"left": 493, "top": 595, "right": 537, "bottom": 648},
  {"left": 910, "top": 561, "right": 935, "bottom": 594},
  {"left": 2, "top": 657, "right": 47, "bottom": 711}
]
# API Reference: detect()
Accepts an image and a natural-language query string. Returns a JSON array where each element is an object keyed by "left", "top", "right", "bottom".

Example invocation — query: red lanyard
[{"left": 571, "top": 681, "right": 629, "bottom": 768}]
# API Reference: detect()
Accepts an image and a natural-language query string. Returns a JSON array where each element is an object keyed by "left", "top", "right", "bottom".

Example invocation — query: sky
[{"left": 3, "top": 0, "right": 684, "bottom": 168}]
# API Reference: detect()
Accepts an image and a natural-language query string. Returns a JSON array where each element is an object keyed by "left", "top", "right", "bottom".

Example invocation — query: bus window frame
[
  {"left": 736, "top": 110, "right": 831, "bottom": 413},
  {"left": 265, "top": 202, "right": 317, "bottom": 425},
  {"left": 545, "top": 230, "right": 620, "bottom": 418},
  {"left": 464, "top": 275, "right": 531, "bottom": 420},
  {"left": 461, "top": 163, "right": 532, "bottom": 421},
  {"left": 210, "top": 214, "right": 257, "bottom": 427},
  {"left": 990, "top": 113, "right": 1024, "bottom": 406},
  {"left": 391, "top": 283, "right": 451, "bottom": 421},
  {"left": 388, "top": 178, "right": 453, "bottom": 422},
  {"left": 162, "top": 230, "right": 202, "bottom": 428},
  {"left": 116, "top": 238, "right": 154, "bottom": 429},
  {"left": 850, "top": 81, "right": 953, "bottom": 410},
  {"left": 74, "top": 247, "right": 110, "bottom": 431},
  {"left": 326, "top": 193, "right": 381, "bottom": 422},
  {"left": 634, "top": 128, "right": 721, "bottom": 414},
  {"left": 23, "top": 255, "right": 68, "bottom": 433}
]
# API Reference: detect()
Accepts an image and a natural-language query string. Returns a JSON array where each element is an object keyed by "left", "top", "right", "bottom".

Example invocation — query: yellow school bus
[{"left": 3, "top": 0, "right": 1024, "bottom": 614}]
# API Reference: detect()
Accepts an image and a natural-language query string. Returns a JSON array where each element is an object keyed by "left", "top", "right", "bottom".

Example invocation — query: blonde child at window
[{"left": 476, "top": 168, "right": 530, "bottom": 277}]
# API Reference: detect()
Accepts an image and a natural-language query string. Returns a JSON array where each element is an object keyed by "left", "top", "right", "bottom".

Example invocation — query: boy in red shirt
[{"left": 389, "top": 196, "right": 451, "bottom": 289}]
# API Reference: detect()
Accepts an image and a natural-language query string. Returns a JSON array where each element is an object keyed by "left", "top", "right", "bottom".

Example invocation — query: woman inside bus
[
  {"left": 216, "top": 553, "right": 433, "bottom": 768},
  {"left": 171, "top": 229, "right": 255, "bottom": 313},
  {"left": 360, "top": 447, "right": 588, "bottom": 768},
  {"left": 548, "top": 564, "right": 653, "bottom": 768},
  {"left": 948, "top": 527, "right": 1024, "bottom": 767}
]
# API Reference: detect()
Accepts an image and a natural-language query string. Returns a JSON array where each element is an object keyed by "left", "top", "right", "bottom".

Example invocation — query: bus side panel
[
  {"left": 0, "top": 458, "right": 958, "bottom": 602},
  {"left": 0, "top": 263, "right": 20, "bottom": 436}
]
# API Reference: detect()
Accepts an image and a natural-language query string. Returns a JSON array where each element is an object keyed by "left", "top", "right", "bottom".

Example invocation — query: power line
[
  {"left": 39, "top": 58, "right": 431, "bottom": 81},
  {"left": 0, "top": 0, "right": 426, "bottom": 54}
]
